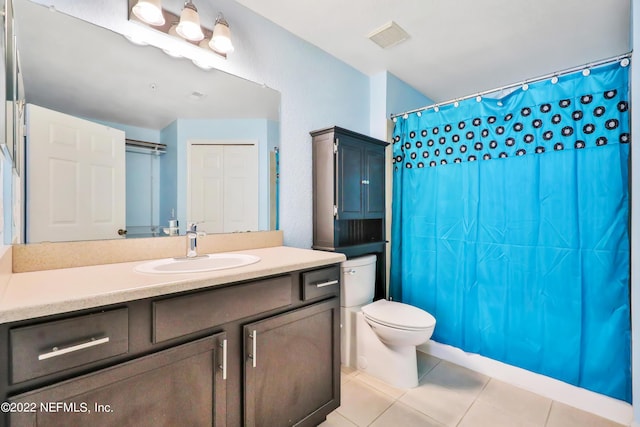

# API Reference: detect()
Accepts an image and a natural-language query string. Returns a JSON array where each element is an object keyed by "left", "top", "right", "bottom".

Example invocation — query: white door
[
  {"left": 189, "top": 142, "right": 258, "bottom": 233},
  {"left": 26, "top": 104, "right": 126, "bottom": 242}
]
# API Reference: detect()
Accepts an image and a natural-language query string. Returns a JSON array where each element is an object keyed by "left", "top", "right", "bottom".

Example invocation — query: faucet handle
[{"left": 187, "top": 222, "right": 206, "bottom": 236}]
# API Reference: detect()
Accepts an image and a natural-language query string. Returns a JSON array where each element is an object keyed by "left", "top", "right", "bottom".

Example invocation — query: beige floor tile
[
  {"left": 370, "top": 401, "right": 446, "bottom": 427},
  {"left": 336, "top": 378, "right": 394, "bottom": 426},
  {"left": 341, "top": 365, "right": 358, "bottom": 377},
  {"left": 398, "top": 361, "right": 489, "bottom": 426},
  {"left": 352, "top": 371, "right": 407, "bottom": 399},
  {"left": 476, "top": 379, "right": 551, "bottom": 426},
  {"left": 399, "top": 382, "right": 476, "bottom": 426},
  {"left": 546, "top": 402, "right": 627, "bottom": 427},
  {"left": 458, "top": 399, "right": 540, "bottom": 427},
  {"left": 417, "top": 351, "right": 441, "bottom": 379},
  {"left": 318, "top": 411, "right": 358, "bottom": 427},
  {"left": 420, "top": 360, "right": 489, "bottom": 396}
]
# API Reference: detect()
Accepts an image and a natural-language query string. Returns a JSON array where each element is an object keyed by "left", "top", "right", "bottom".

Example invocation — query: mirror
[{"left": 13, "top": 0, "right": 280, "bottom": 243}]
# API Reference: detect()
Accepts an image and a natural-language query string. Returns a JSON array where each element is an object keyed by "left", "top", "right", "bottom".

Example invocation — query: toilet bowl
[
  {"left": 362, "top": 299, "right": 435, "bottom": 346},
  {"left": 339, "top": 255, "right": 436, "bottom": 388},
  {"left": 357, "top": 299, "right": 435, "bottom": 388}
]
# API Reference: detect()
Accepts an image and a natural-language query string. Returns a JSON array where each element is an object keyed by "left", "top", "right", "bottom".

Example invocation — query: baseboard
[{"left": 418, "top": 340, "right": 632, "bottom": 426}]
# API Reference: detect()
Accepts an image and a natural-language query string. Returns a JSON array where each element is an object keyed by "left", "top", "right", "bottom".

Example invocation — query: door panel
[
  {"left": 244, "top": 299, "right": 340, "bottom": 427},
  {"left": 364, "top": 148, "right": 385, "bottom": 218},
  {"left": 337, "top": 138, "right": 363, "bottom": 219},
  {"left": 26, "top": 104, "right": 125, "bottom": 242},
  {"left": 190, "top": 144, "right": 224, "bottom": 233},
  {"left": 188, "top": 143, "right": 258, "bottom": 233},
  {"left": 223, "top": 145, "right": 258, "bottom": 232}
]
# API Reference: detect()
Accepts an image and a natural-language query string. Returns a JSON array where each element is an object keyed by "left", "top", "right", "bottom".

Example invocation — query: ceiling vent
[{"left": 367, "top": 21, "right": 409, "bottom": 49}]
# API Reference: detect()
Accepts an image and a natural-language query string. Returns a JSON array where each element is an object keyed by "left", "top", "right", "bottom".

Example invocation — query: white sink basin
[{"left": 135, "top": 253, "right": 261, "bottom": 274}]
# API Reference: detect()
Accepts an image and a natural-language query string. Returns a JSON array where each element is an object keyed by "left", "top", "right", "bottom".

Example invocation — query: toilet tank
[{"left": 341, "top": 255, "right": 377, "bottom": 307}]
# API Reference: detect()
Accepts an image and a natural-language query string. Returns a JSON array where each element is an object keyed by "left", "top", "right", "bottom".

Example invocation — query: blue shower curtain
[{"left": 390, "top": 62, "right": 630, "bottom": 401}]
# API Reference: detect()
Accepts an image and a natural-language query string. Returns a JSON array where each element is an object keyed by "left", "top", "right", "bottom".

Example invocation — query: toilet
[{"left": 340, "top": 255, "right": 436, "bottom": 389}]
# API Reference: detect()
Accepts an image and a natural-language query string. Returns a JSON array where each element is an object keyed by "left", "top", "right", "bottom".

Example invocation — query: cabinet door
[
  {"left": 244, "top": 298, "right": 340, "bottom": 427},
  {"left": 364, "top": 146, "right": 385, "bottom": 218},
  {"left": 9, "top": 333, "right": 227, "bottom": 427},
  {"left": 336, "top": 136, "right": 364, "bottom": 219}
]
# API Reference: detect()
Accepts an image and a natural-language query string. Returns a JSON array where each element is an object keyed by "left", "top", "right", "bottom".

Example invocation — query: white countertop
[{"left": 0, "top": 246, "right": 346, "bottom": 324}]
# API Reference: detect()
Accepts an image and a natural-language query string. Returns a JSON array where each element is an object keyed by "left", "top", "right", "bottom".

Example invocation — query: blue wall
[{"left": 159, "top": 120, "right": 179, "bottom": 231}]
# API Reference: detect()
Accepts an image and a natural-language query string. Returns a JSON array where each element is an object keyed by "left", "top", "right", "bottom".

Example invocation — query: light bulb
[
  {"left": 176, "top": 1, "right": 204, "bottom": 42},
  {"left": 132, "top": 0, "right": 165, "bottom": 26},
  {"left": 209, "top": 15, "right": 234, "bottom": 54}
]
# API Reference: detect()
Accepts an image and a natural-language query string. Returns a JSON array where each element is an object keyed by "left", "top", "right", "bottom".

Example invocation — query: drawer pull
[
  {"left": 248, "top": 330, "right": 257, "bottom": 368},
  {"left": 219, "top": 339, "right": 228, "bottom": 380},
  {"left": 38, "top": 337, "right": 110, "bottom": 361},
  {"left": 315, "top": 280, "right": 338, "bottom": 288}
]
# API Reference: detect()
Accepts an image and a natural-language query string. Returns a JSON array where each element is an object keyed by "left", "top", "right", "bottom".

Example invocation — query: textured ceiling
[{"left": 235, "top": 0, "right": 631, "bottom": 107}]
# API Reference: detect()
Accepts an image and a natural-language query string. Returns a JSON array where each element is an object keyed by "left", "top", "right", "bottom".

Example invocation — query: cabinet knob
[{"left": 361, "top": 179, "right": 370, "bottom": 185}]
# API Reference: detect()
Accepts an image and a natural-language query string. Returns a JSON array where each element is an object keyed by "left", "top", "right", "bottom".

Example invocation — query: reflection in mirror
[{"left": 14, "top": 0, "right": 280, "bottom": 243}]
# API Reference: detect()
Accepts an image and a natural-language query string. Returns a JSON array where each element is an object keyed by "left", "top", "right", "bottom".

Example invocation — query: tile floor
[{"left": 319, "top": 352, "right": 626, "bottom": 427}]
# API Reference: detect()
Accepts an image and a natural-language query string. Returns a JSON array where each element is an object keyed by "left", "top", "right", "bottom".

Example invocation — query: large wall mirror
[{"left": 13, "top": 0, "right": 280, "bottom": 244}]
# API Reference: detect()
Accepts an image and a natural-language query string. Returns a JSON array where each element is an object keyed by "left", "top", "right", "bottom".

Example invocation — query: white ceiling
[
  {"left": 15, "top": 0, "right": 280, "bottom": 130},
  {"left": 235, "top": 0, "right": 631, "bottom": 107}
]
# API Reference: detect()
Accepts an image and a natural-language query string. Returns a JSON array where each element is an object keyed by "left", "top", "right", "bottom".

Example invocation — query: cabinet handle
[
  {"left": 38, "top": 337, "right": 110, "bottom": 361},
  {"left": 361, "top": 179, "right": 370, "bottom": 185},
  {"left": 219, "top": 339, "right": 228, "bottom": 380},
  {"left": 249, "top": 330, "right": 257, "bottom": 368},
  {"left": 315, "top": 279, "right": 338, "bottom": 288}
]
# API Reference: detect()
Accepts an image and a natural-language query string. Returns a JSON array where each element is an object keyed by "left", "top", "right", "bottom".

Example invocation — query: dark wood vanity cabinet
[
  {"left": 9, "top": 333, "right": 227, "bottom": 427},
  {"left": 244, "top": 298, "right": 339, "bottom": 427},
  {"left": 0, "top": 266, "right": 341, "bottom": 427},
  {"left": 311, "top": 126, "right": 389, "bottom": 299}
]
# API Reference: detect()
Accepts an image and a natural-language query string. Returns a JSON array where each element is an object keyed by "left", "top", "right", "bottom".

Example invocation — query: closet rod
[{"left": 390, "top": 51, "right": 633, "bottom": 120}]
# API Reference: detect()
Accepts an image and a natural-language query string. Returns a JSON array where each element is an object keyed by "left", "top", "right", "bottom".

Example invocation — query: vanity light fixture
[
  {"left": 132, "top": 0, "right": 165, "bottom": 26},
  {"left": 176, "top": 0, "right": 205, "bottom": 42},
  {"left": 209, "top": 14, "right": 234, "bottom": 54},
  {"left": 128, "top": 0, "right": 234, "bottom": 60}
]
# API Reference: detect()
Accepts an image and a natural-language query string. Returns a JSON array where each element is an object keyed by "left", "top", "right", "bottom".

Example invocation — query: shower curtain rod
[{"left": 390, "top": 51, "right": 633, "bottom": 119}]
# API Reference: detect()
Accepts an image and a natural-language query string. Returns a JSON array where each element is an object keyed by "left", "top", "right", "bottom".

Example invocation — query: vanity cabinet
[
  {"left": 311, "top": 126, "right": 389, "bottom": 300},
  {"left": 0, "top": 265, "right": 341, "bottom": 427},
  {"left": 9, "top": 333, "right": 227, "bottom": 427},
  {"left": 244, "top": 298, "right": 339, "bottom": 427}
]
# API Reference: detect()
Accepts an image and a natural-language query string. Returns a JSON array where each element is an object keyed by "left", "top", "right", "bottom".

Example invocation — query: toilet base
[
  {"left": 356, "top": 312, "right": 419, "bottom": 388},
  {"left": 340, "top": 306, "right": 362, "bottom": 367}
]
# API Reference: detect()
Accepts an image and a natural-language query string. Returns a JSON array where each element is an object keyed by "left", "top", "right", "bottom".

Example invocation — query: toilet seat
[{"left": 362, "top": 299, "right": 435, "bottom": 331}]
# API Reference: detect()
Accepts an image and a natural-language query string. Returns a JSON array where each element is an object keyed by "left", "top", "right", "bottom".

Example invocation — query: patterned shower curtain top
[{"left": 392, "top": 62, "right": 629, "bottom": 170}]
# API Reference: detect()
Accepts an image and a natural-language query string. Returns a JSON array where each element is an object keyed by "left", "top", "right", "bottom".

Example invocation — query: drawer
[
  {"left": 153, "top": 275, "right": 293, "bottom": 343},
  {"left": 10, "top": 308, "right": 129, "bottom": 384},
  {"left": 302, "top": 266, "right": 340, "bottom": 301}
]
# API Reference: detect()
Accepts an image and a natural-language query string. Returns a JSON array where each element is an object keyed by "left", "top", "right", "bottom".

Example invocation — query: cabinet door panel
[
  {"left": 244, "top": 299, "right": 340, "bottom": 427},
  {"left": 364, "top": 147, "right": 385, "bottom": 218},
  {"left": 9, "top": 334, "right": 227, "bottom": 427},
  {"left": 336, "top": 138, "right": 363, "bottom": 219}
]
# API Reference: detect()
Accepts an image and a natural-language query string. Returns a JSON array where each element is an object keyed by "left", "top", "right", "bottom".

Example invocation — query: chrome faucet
[{"left": 186, "top": 223, "right": 206, "bottom": 258}]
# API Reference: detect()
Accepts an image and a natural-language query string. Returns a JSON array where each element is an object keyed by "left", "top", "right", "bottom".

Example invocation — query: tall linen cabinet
[{"left": 311, "top": 126, "right": 389, "bottom": 300}]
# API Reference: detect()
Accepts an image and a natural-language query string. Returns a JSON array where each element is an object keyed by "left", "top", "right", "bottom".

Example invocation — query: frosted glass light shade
[
  {"left": 209, "top": 19, "right": 234, "bottom": 54},
  {"left": 132, "top": 0, "right": 165, "bottom": 26},
  {"left": 176, "top": 2, "right": 204, "bottom": 42}
]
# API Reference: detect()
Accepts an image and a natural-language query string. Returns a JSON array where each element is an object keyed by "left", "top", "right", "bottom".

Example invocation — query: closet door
[{"left": 188, "top": 142, "right": 258, "bottom": 233}]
